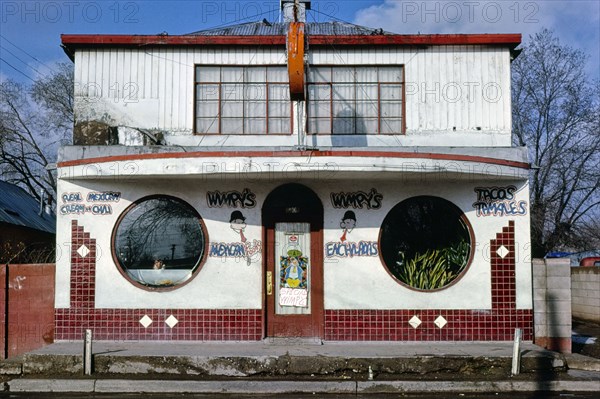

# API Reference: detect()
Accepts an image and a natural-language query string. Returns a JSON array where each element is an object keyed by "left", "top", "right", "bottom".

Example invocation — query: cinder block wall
[
  {"left": 533, "top": 258, "right": 572, "bottom": 353},
  {"left": 571, "top": 267, "right": 600, "bottom": 323}
]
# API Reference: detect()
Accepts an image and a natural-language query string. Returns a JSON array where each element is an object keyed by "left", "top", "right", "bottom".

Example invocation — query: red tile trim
[
  {"left": 56, "top": 221, "right": 262, "bottom": 341},
  {"left": 55, "top": 308, "right": 263, "bottom": 341},
  {"left": 324, "top": 221, "right": 533, "bottom": 341},
  {"left": 70, "top": 220, "right": 95, "bottom": 309},
  {"left": 324, "top": 309, "right": 532, "bottom": 341},
  {"left": 325, "top": 309, "right": 533, "bottom": 341},
  {"left": 57, "top": 221, "right": 531, "bottom": 341},
  {"left": 491, "top": 220, "right": 516, "bottom": 310}
]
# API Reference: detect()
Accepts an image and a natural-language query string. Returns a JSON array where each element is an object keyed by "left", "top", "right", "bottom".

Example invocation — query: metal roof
[
  {"left": 187, "top": 21, "right": 394, "bottom": 37},
  {"left": 0, "top": 181, "right": 55, "bottom": 234}
]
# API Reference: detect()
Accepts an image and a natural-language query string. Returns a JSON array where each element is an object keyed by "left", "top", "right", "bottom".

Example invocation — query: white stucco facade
[{"left": 55, "top": 151, "right": 532, "bottom": 311}]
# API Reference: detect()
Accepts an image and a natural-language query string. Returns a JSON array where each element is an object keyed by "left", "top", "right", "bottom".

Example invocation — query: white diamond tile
[
  {"left": 434, "top": 315, "right": 447, "bottom": 329},
  {"left": 139, "top": 315, "right": 153, "bottom": 328},
  {"left": 497, "top": 245, "right": 509, "bottom": 259},
  {"left": 165, "top": 315, "right": 179, "bottom": 329},
  {"left": 77, "top": 244, "right": 90, "bottom": 258},
  {"left": 408, "top": 315, "right": 422, "bottom": 329}
]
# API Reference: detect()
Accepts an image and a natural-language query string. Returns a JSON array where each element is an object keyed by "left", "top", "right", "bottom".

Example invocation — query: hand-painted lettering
[
  {"left": 207, "top": 188, "right": 256, "bottom": 208},
  {"left": 325, "top": 241, "right": 379, "bottom": 258},
  {"left": 90, "top": 204, "right": 112, "bottom": 215},
  {"left": 87, "top": 191, "right": 121, "bottom": 202},
  {"left": 61, "top": 192, "right": 83, "bottom": 203},
  {"left": 474, "top": 186, "right": 516, "bottom": 202},
  {"left": 473, "top": 186, "right": 528, "bottom": 217},
  {"left": 209, "top": 243, "right": 246, "bottom": 257},
  {"left": 60, "top": 203, "right": 113, "bottom": 215},
  {"left": 209, "top": 240, "right": 262, "bottom": 262},
  {"left": 473, "top": 200, "right": 528, "bottom": 217},
  {"left": 330, "top": 188, "right": 383, "bottom": 209},
  {"left": 60, "top": 204, "right": 86, "bottom": 215},
  {"left": 279, "top": 287, "right": 308, "bottom": 307},
  {"left": 60, "top": 191, "right": 119, "bottom": 215}
]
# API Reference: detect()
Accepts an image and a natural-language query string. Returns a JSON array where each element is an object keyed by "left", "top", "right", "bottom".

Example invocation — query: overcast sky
[{"left": 1, "top": 0, "right": 598, "bottom": 82}]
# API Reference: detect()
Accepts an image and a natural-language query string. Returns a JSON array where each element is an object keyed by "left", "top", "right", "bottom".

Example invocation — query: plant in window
[
  {"left": 395, "top": 239, "right": 470, "bottom": 290},
  {"left": 380, "top": 196, "right": 473, "bottom": 291}
]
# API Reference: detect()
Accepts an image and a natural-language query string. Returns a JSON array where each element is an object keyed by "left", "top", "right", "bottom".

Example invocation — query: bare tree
[
  {"left": 0, "top": 62, "right": 73, "bottom": 204},
  {"left": 512, "top": 29, "right": 600, "bottom": 257}
]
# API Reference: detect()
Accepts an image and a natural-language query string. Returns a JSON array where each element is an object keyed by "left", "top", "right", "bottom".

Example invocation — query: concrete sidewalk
[{"left": 2, "top": 341, "right": 599, "bottom": 394}]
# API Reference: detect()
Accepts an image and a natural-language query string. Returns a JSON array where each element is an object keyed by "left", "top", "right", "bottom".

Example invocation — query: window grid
[
  {"left": 307, "top": 66, "right": 404, "bottom": 135},
  {"left": 195, "top": 65, "right": 404, "bottom": 135},
  {"left": 195, "top": 66, "right": 293, "bottom": 135}
]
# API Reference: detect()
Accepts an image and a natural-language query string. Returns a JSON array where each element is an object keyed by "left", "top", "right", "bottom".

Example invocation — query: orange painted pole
[{"left": 287, "top": 22, "right": 305, "bottom": 100}]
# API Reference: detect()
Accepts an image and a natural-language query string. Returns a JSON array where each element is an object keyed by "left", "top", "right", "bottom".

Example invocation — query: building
[
  {"left": 55, "top": 0, "right": 532, "bottom": 342},
  {"left": 0, "top": 180, "right": 55, "bottom": 263}
]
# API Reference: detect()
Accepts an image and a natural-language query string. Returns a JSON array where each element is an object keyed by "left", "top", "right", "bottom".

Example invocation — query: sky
[{"left": 0, "top": 0, "right": 599, "bottom": 83}]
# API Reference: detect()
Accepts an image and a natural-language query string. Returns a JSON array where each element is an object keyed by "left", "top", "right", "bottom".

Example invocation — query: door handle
[{"left": 266, "top": 271, "right": 273, "bottom": 295}]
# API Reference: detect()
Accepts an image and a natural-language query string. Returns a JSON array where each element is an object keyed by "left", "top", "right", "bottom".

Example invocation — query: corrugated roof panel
[
  {"left": 188, "top": 22, "right": 394, "bottom": 37},
  {"left": 0, "top": 181, "right": 55, "bottom": 234}
]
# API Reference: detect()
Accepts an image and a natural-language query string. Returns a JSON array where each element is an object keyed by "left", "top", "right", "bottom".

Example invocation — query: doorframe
[{"left": 261, "top": 183, "right": 324, "bottom": 339}]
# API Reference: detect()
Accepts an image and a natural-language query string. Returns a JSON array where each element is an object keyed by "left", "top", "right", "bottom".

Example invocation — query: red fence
[{"left": 1, "top": 264, "right": 55, "bottom": 359}]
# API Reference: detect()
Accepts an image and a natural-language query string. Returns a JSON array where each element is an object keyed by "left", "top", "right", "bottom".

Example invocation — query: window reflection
[
  {"left": 195, "top": 65, "right": 292, "bottom": 135},
  {"left": 307, "top": 66, "right": 403, "bottom": 135},
  {"left": 113, "top": 196, "right": 206, "bottom": 289}
]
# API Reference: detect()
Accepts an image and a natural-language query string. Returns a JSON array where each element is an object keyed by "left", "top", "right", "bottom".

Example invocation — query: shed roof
[
  {"left": 187, "top": 21, "right": 394, "bottom": 36},
  {"left": 0, "top": 181, "right": 55, "bottom": 234}
]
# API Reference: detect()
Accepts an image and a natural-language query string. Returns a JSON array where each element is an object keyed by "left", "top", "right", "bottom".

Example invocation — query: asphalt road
[{"left": 0, "top": 393, "right": 597, "bottom": 399}]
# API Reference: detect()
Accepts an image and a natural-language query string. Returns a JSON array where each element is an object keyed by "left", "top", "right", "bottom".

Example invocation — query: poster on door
[{"left": 279, "top": 246, "right": 309, "bottom": 308}]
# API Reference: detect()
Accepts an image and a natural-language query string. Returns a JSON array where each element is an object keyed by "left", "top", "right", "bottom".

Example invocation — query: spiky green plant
[{"left": 395, "top": 240, "right": 470, "bottom": 290}]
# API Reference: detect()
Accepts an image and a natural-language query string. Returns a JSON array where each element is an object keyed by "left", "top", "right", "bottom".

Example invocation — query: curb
[
  {"left": 565, "top": 353, "right": 600, "bottom": 372},
  {"left": 357, "top": 380, "right": 600, "bottom": 393},
  {"left": 7, "top": 379, "right": 600, "bottom": 394}
]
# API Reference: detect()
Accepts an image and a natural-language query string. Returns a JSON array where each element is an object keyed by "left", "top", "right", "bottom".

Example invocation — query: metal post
[
  {"left": 83, "top": 329, "right": 93, "bottom": 375},
  {"left": 511, "top": 328, "right": 522, "bottom": 376}
]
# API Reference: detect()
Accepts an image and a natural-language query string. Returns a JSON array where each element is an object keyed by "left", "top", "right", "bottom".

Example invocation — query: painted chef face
[
  {"left": 340, "top": 218, "right": 356, "bottom": 232},
  {"left": 230, "top": 218, "right": 246, "bottom": 232}
]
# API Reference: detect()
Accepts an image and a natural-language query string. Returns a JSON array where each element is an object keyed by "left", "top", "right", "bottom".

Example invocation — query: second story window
[
  {"left": 307, "top": 66, "right": 404, "bottom": 135},
  {"left": 195, "top": 66, "right": 292, "bottom": 135}
]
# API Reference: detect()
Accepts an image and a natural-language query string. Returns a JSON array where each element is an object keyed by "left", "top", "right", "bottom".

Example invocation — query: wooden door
[{"left": 263, "top": 184, "right": 323, "bottom": 338}]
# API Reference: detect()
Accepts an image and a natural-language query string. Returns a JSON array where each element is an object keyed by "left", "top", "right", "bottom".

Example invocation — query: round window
[
  {"left": 112, "top": 196, "right": 207, "bottom": 290},
  {"left": 379, "top": 196, "right": 473, "bottom": 291}
]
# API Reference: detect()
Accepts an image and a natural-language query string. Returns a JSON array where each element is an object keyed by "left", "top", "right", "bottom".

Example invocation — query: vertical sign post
[
  {"left": 511, "top": 328, "right": 522, "bottom": 376},
  {"left": 83, "top": 329, "right": 93, "bottom": 375}
]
